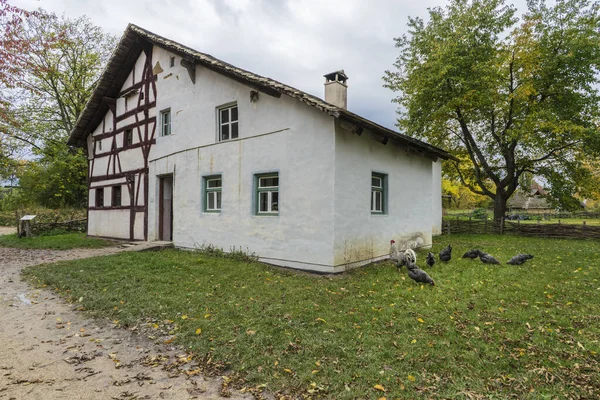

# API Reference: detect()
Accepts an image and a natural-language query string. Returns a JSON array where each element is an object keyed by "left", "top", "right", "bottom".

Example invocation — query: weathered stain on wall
[{"left": 337, "top": 237, "right": 375, "bottom": 267}]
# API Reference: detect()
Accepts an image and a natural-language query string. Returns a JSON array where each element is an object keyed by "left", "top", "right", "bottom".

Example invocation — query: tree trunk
[{"left": 493, "top": 194, "right": 508, "bottom": 226}]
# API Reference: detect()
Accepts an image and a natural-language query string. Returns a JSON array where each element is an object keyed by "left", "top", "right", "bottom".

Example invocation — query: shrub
[{"left": 471, "top": 208, "right": 489, "bottom": 220}]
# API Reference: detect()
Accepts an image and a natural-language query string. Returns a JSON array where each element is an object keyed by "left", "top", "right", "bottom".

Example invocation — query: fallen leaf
[
  {"left": 195, "top": 328, "right": 202, "bottom": 335},
  {"left": 315, "top": 318, "right": 327, "bottom": 323},
  {"left": 408, "top": 375, "right": 416, "bottom": 382},
  {"left": 373, "top": 384, "right": 385, "bottom": 392},
  {"left": 181, "top": 315, "right": 188, "bottom": 320},
  {"left": 417, "top": 318, "right": 424, "bottom": 323},
  {"left": 246, "top": 329, "right": 256, "bottom": 335}
]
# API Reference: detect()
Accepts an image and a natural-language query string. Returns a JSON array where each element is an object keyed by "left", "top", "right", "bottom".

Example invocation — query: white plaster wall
[
  {"left": 432, "top": 160, "right": 443, "bottom": 235},
  {"left": 88, "top": 210, "right": 130, "bottom": 239},
  {"left": 333, "top": 122, "right": 435, "bottom": 267},
  {"left": 150, "top": 46, "right": 321, "bottom": 160},
  {"left": 145, "top": 50, "right": 337, "bottom": 269}
]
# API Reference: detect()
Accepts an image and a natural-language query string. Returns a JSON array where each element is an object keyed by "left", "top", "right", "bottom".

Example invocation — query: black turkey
[
  {"left": 507, "top": 254, "right": 534, "bottom": 265},
  {"left": 406, "top": 261, "right": 435, "bottom": 286},
  {"left": 462, "top": 249, "right": 481, "bottom": 259},
  {"left": 479, "top": 252, "right": 501, "bottom": 265},
  {"left": 439, "top": 244, "right": 452, "bottom": 262},
  {"left": 426, "top": 252, "right": 436, "bottom": 268}
]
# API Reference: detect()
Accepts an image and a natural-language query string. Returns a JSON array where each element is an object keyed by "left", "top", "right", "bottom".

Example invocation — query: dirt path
[
  {"left": 0, "top": 244, "right": 252, "bottom": 400},
  {"left": 0, "top": 227, "right": 16, "bottom": 236}
]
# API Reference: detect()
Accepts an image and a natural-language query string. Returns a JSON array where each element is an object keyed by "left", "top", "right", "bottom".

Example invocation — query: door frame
[{"left": 158, "top": 174, "right": 173, "bottom": 241}]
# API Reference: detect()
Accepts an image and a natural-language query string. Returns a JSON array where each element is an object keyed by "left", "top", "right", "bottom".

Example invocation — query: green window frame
[
  {"left": 255, "top": 173, "right": 279, "bottom": 215},
  {"left": 371, "top": 172, "right": 386, "bottom": 214},
  {"left": 203, "top": 175, "right": 222, "bottom": 212}
]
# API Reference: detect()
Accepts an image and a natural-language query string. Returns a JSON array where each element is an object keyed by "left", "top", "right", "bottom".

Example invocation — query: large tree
[
  {"left": 0, "top": 5, "right": 115, "bottom": 206},
  {"left": 384, "top": 0, "right": 600, "bottom": 221}
]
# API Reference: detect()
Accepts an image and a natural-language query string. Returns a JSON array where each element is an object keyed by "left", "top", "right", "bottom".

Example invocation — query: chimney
[{"left": 324, "top": 70, "right": 348, "bottom": 109}]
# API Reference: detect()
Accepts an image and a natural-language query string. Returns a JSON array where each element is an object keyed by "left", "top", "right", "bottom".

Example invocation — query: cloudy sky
[{"left": 14, "top": 0, "right": 528, "bottom": 130}]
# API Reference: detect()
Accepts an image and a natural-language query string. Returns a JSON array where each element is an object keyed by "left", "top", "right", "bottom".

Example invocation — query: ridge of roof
[{"left": 68, "top": 24, "right": 455, "bottom": 161}]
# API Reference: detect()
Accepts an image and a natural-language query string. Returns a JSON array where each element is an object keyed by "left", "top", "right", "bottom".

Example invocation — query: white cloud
[{"left": 14, "top": 0, "right": 529, "bottom": 130}]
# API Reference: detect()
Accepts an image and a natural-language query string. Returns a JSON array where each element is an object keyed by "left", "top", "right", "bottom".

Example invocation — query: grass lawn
[
  {"left": 0, "top": 232, "right": 113, "bottom": 250},
  {"left": 23, "top": 234, "right": 600, "bottom": 399}
]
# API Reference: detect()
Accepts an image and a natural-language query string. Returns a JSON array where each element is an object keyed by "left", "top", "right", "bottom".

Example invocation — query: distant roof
[
  {"left": 508, "top": 192, "right": 552, "bottom": 210},
  {"left": 68, "top": 24, "right": 456, "bottom": 161}
]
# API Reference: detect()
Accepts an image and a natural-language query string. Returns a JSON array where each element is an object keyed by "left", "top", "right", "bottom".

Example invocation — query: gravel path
[{"left": 0, "top": 243, "right": 251, "bottom": 400}]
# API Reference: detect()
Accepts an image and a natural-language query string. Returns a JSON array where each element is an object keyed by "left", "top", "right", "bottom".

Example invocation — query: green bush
[{"left": 471, "top": 207, "right": 489, "bottom": 220}]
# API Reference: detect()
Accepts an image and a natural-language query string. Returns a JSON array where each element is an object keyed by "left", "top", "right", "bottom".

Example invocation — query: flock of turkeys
[{"left": 389, "top": 240, "right": 534, "bottom": 286}]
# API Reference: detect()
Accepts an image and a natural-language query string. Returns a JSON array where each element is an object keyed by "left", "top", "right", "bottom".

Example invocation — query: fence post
[{"left": 446, "top": 220, "right": 451, "bottom": 235}]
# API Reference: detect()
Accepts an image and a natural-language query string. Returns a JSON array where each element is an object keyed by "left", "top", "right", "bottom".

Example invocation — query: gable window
[
  {"left": 95, "top": 188, "right": 104, "bottom": 208},
  {"left": 218, "top": 104, "right": 238, "bottom": 141},
  {"left": 124, "top": 129, "right": 133, "bottom": 147},
  {"left": 256, "top": 173, "right": 279, "bottom": 215},
  {"left": 204, "top": 175, "right": 222, "bottom": 212},
  {"left": 112, "top": 185, "right": 122, "bottom": 207},
  {"left": 161, "top": 109, "right": 171, "bottom": 136},
  {"left": 371, "top": 173, "right": 386, "bottom": 214},
  {"left": 170, "top": 56, "right": 175, "bottom": 68}
]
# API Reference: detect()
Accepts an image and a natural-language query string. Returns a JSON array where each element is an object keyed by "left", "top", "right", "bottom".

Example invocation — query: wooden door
[{"left": 159, "top": 175, "right": 173, "bottom": 241}]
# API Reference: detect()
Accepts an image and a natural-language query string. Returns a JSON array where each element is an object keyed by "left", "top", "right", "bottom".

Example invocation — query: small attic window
[{"left": 170, "top": 56, "right": 175, "bottom": 68}]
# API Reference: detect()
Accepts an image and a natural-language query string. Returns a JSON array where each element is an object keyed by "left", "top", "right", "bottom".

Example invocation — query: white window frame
[
  {"left": 204, "top": 176, "right": 222, "bottom": 212},
  {"left": 256, "top": 174, "right": 279, "bottom": 215},
  {"left": 371, "top": 173, "right": 385, "bottom": 214},
  {"left": 218, "top": 104, "right": 238, "bottom": 142},
  {"left": 161, "top": 109, "right": 171, "bottom": 136}
]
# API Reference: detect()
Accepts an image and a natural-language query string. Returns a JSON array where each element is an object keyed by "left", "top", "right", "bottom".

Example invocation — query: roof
[
  {"left": 68, "top": 24, "right": 456, "bottom": 161},
  {"left": 508, "top": 192, "right": 552, "bottom": 210}
]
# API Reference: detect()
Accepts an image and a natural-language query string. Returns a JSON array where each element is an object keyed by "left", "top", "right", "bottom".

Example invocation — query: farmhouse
[{"left": 68, "top": 24, "right": 454, "bottom": 273}]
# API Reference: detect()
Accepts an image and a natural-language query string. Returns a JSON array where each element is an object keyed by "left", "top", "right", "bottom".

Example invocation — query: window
[
  {"left": 161, "top": 109, "right": 171, "bottom": 136},
  {"left": 125, "top": 97, "right": 128, "bottom": 111},
  {"left": 112, "top": 185, "right": 122, "bottom": 207},
  {"left": 97, "top": 139, "right": 102, "bottom": 152},
  {"left": 256, "top": 173, "right": 279, "bottom": 215},
  {"left": 218, "top": 104, "right": 238, "bottom": 141},
  {"left": 170, "top": 56, "right": 175, "bottom": 67},
  {"left": 95, "top": 188, "right": 104, "bottom": 208},
  {"left": 204, "top": 176, "right": 222, "bottom": 212},
  {"left": 371, "top": 173, "right": 386, "bottom": 214},
  {"left": 124, "top": 129, "right": 133, "bottom": 147}
]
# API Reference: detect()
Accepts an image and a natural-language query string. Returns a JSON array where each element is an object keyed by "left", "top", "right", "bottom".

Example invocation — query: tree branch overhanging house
[{"left": 68, "top": 24, "right": 455, "bottom": 273}]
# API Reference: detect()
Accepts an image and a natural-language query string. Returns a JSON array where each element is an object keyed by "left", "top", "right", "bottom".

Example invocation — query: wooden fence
[
  {"left": 442, "top": 217, "right": 600, "bottom": 240},
  {"left": 12, "top": 210, "right": 87, "bottom": 236}
]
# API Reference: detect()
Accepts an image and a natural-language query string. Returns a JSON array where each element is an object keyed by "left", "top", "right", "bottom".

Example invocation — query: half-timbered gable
[{"left": 86, "top": 48, "right": 157, "bottom": 240}]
